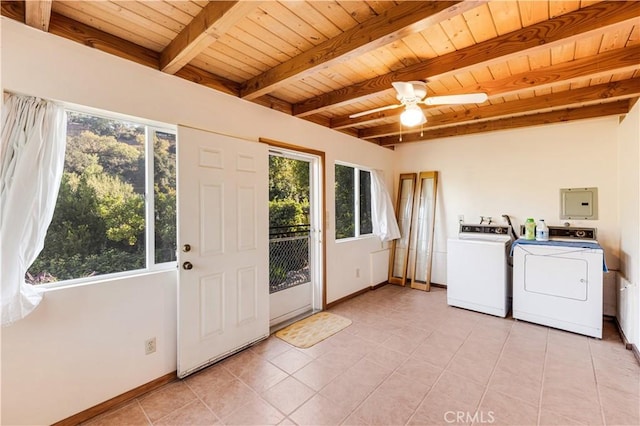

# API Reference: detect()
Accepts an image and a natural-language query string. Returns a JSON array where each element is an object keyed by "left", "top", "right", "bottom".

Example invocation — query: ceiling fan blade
[
  {"left": 424, "top": 93, "right": 488, "bottom": 105},
  {"left": 349, "top": 103, "right": 403, "bottom": 119},
  {"left": 392, "top": 81, "right": 415, "bottom": 99}
]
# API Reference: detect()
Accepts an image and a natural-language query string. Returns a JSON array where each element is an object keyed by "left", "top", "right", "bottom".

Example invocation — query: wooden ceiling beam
[
  {"left": 2, "top": 1, "right": 26, "bottom": 27},
  {"left": 333, "top": 45, "right": 640, "bottom": 129},
  {"left": 2, "top": 0, "right": 159, "bottom": 69},
  {"left": 174, "top": 65, "right": 241, "bottom": 98},
  {"left": 462, "top": 45, "right": 640, "bottom": 96},
  {"left": 302, "top": 115, "right": 331, "bottom": 128},
  {"left": 0, "top": 0, "right": 262, "bottom": 99},
  {"left": 377, "top": 101, "right": 630, "bottom": 146},
  {"left": 47, "top": 9, "right": 160, "bottom": 70},
  {"left": 252, "top": 95, "right": 293, "bottom": 115},
  {"left": 24, "top": 0, "right": 51, "bottom": 31},
  {"left": 239, "top": 1, "right": 480, "bottom": 100},
  {"left": 1, "top": 1, "right": 297, "bottom": 113},
  {"left": 295, "top": 0, "right": 640, "bottom": 117},
  {"left": 359, "top": 78, "right": 640, "bottom": 138},
  {"left": 161, "top": 1, "right": 261, "bottom": 75}
]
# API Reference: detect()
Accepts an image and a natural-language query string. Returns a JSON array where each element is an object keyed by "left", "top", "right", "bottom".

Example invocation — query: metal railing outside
[{"left": 269, "top": 224, "right": 310, "bottom": 294}]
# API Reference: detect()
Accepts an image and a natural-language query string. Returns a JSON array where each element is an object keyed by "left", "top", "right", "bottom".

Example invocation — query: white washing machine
[
  {"left": 447, "top": 224, "right": 513, "bottom": 317},
  {"left": 512, "top": 227, "right": 604, "bottom": 338}
]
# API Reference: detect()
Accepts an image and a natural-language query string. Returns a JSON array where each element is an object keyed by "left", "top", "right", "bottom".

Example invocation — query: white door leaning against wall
[{"left": 177, "top": 125, "right": 269, "bottom": 378}]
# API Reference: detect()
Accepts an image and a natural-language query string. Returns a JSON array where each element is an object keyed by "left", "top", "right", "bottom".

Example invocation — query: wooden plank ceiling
[{"left": 2, "top": 0, "right": 639, "bottom": 146}]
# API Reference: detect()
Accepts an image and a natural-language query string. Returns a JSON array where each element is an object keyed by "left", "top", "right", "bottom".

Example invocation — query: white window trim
[
  {"left": 40, "top": 263, "right": 176, "bottom": 291},
  {"left": 144, "top": 126, "right": 177, "bottom": 270},
  {"left": 335, "top": 161, "right": 374, "bottom": 241}
]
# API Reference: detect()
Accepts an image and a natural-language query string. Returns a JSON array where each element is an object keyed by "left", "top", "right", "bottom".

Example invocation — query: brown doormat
[{"left": 275, "top": 312, "right": 352, "bottom": 348}]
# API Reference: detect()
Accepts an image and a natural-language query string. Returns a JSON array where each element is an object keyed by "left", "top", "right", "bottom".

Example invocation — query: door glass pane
[
  {"left": 414, "top": 177, "right": 435, "bottom": 283},
  {"left": 269, "top": 156, "right": 311, "bottom": 293},
  {"left": 392, "top": 177, "right": 414, "bottom": 278}
]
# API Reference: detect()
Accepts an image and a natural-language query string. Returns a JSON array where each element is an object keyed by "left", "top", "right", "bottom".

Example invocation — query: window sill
[{"left": 37, "top": 263, "right": 177, "bottom": 292}]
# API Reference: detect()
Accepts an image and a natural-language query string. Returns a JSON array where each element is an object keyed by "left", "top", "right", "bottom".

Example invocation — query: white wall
[
  {"left": 617, "top": 100, "right": 640, "bottom": 345},
  {"left": 1, "top": 271, "right": 177, "bottom": 425},
  {"left": 1, "top": 18, "right": 395, "bottom": 425},
  {"left": 395, "top": 118, "right": 621, "bottom": 288}
]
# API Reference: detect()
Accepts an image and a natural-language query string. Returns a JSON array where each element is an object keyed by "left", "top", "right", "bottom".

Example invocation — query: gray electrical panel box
[{"left": 560, "top": 187, "right": 598, "bottom": 220}]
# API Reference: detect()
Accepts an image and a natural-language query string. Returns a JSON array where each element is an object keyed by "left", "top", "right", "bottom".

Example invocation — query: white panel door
[{"left": 177, "top": 126, "right": 269, "bottom": 378}]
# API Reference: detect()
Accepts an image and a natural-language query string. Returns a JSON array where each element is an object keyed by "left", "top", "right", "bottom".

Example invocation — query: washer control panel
[{"left": 460, "top": 224, "right": 511, "bottom": 235}]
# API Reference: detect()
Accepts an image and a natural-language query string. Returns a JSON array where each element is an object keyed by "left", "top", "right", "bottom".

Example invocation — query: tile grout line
[
  {"left": 331, "top": 324, "right": 419, "bottom": 425},
  {"left": 137, "top": 381, "right": 201, "bottom": 425},
  {"left": 260, "top": 342, "right": 315, "bottom": 420},
  {"left": 587, "top": 338, "right": 608, "bottom": 426},
  {"left": 285, "top": 334, "right": 376, "bottom": 424},
  {"left": 227, "top": 349, "right": 301, "bottom": 423},
  {"left": 333, "top": 305, "right": 440, "bottom": 425},
  {"left": 535, "top": 327, "right": 550, "bottom": 426},
  {"left": 403, "top": 320, "right": 479, "bottom": 426},
  {"left": 262, "top": 365, "right": 318, "bottom": 422},
  {"left": 150, "top": 397, "right": 214, "bottom": 425},
  {"left": 468, "top": 319, "right": 515, "bottom": 425},
  {"left": 340, "top": 324, "right": 433, "bottom": 424},
  {"left": 135, "top": 399, "right": 154, "bottom": 426},
  {"left": 180, "top": 369, "right": 229, "bottom": 425}
]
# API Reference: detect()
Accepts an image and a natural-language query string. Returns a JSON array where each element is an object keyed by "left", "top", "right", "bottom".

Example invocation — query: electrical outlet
[
  {"left": 458, "top": 214, "right": 464, "bottom": 223},
  {"left": 356, "top": 268, "right": 360, "bottom": 278},
  {"left": 145, "top": 337, "right": 156, "bottom": 355}
]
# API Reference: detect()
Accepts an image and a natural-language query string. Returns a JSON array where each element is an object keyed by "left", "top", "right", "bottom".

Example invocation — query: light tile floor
[{"left": 85, "top": 286, "right": 640, "bottom": 425}]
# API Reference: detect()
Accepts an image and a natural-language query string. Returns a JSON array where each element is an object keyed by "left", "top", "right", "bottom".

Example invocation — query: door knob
[
  {"left": 182, "top": 244, "right": 191, "bottom": 252},
  {"left": 183, "top": 261, "right": 193, "bottom": 270}
]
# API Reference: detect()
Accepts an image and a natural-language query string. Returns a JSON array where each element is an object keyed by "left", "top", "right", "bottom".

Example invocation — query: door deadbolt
[
  {"left": 182, "top": 261, "right": 193, "bottom": 270},
  {"left": 182, "top": 244, "right": 191, "bottom": 252}
]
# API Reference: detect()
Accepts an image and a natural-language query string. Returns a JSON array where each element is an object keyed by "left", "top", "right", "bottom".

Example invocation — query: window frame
[
  {"left": 334, "top": 161, "right": 374, "bottom": 242},
  {"left": 38, "top": 106, "right": 177, "bottom": 290}
]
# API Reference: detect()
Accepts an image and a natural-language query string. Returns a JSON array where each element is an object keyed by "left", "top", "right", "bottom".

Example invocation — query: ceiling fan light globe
[{"left": 400, "top": 105, "right": 426, "bottom": 127}]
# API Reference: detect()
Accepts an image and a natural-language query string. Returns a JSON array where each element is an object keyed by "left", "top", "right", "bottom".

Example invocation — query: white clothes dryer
[{"left": 512, "top": 227, "right": 605, "bottom": 338}]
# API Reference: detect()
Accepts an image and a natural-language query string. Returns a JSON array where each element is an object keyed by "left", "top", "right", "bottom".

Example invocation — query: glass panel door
[
  {"left": 389, "top": 173, "right": 416, "bottom": 286},
  {"left": 411, "top": 171, "right": 438, "bottom": 291},
  {"left": 268, "top": 150, "right": 321, "bottom": 327}
]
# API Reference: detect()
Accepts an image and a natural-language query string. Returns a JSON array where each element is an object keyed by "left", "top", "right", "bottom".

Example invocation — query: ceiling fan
[{"left": 349, "top": 81, "right": 488, "bottom": 127}]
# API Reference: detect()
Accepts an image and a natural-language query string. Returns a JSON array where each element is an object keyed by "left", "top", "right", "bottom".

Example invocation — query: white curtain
[
  {"left": 1, "top": 94, "right": 66, "bottom": 326},
  {"left": 370, "top": 169, "right": 401, "bottom": 242}
]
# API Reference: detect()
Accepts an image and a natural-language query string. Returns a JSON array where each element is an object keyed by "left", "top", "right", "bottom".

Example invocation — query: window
[
  {"left": 26, "top": 110, "right": 176, "bottom": 285},
  {"left": 335, "top": 163, "right": 372, "bottom": 240}
]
